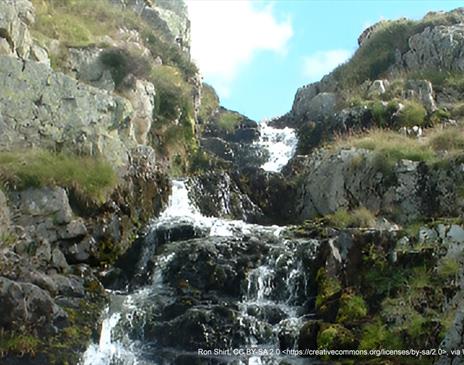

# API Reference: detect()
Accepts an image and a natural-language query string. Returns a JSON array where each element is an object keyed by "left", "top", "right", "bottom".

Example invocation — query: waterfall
[
  {"left": 81, "top": 158, "right": 316, "bottom": 365},
  {"left": 256, "top": 120, "right": 297, "bottom": 172}
]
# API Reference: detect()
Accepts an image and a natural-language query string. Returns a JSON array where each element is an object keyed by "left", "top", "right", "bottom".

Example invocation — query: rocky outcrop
[
  {"left": 0, "top": 0, "right": 33, "bottom": 59},
  {"left": 294, "top": 147, "right": 464, "bottom": 224},
  {"left": 0, "top": 56, "right": 134, "bottom": 167},
  {"left": 400, "top": 23, "right": 464, "bottom": 73},
  {"left": 200, "top": 108, "right": 269, "bottom": 169},
  {"left": 112, "top": 0, "right": 191, "bottom": 55}
]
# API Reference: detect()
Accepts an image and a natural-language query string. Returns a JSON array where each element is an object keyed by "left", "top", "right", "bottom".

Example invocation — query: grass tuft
[
  {"left": 0, "top": 149, "right": 117, "bottom": 203},
  {"left": 325, "top": 207, "right": 376, "bottom": 229}
]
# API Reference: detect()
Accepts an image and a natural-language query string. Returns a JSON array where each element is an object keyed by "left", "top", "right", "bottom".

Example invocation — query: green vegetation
[
  {"left": 333, "top": 10, "right": 464, "bottom": 88},
  {"left": 359, "top": 319, "right": 403, "bottom": 350},
  {"left": 149, "top": 65, "right": 197, "bottom": 173},
  {"left": 198, "top": 83, "right": 220, "bottom": 123},
  {"left": 428, "top": 126, "right": 464, "bottom": 152},
  {"left": 315, "top": 267, "right": 341, "bottom": 315},
  {"left": 0, "top": 149, "right": 117, "bottom": 202},
  {"left": 324, "top": 207, "right": 376, "bottom": 229},
  {"left": 216, "top": 111, "right": 242, "bottom": 132},
  {"left": 396, "top": 100, "right": 427, "bottom": 128},
  {"left": 336, "top": 291, "right": 368, "bottom": 323},
  {"left": 317, "top": 324, "right": 356, "bottom": 351},
  {"left": 437, "top": 257, "right": 460, "bottom": 279},
  {"left": 99, "top": 48, "right": 151, "bottom": 90},
  {"left": 31, "top": 0, "right": 197, "bottom": 78},
  {"left": 0, "top": 331, "right": 40, "bottom": 357},
  {"left": 0, "top": 232, "right": 16, "bottom": 247}
]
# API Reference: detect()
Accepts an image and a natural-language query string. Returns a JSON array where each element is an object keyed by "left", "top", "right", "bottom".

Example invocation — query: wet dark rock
[{"left": 187, "top": 168, "right": 297, "bottom": 225}]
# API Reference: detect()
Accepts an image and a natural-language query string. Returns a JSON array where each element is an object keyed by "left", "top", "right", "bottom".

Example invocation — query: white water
[
  {"left": 257, "top": 120, "right": 297, "bottom": 172},
  {"left": 81, "top": 125, "right": 299, "bottom": 364},
  {"left": 158, "top": 180, "right": 283, "bottom": 238},
  {"left": 81, "top": 181, "right": 287, "bottom": 365}
]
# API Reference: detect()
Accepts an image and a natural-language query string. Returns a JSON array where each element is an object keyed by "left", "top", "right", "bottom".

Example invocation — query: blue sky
[{"left": 187, "top": 0, "right": 462, "bottom": 121}]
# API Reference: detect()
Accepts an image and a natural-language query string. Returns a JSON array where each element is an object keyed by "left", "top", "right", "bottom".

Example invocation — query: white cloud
[
  {"left": 302, "top": 49, "right": 352, "bottom": 81},
  {"left": 187, "top": 0, "right": 293, "bottom": 99}
]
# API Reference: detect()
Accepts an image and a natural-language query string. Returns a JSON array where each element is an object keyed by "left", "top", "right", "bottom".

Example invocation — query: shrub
[
  {"left": 151, "top": 65, "right": 194, "bottom": 124},
  {"left": 437, "top": 257, "right": 460, "bottom": 279},
  {"left": 369, "top": 100, "right": 399, "bottom": 127},
  {"left": 0, "top": 149, "right": 117, "bottom": 202},
  {"left": 325, "top": 207, "right": 376, "bottom": 229},
  {"left": 99, "top": 48, "right": 151, "bottom": 89},
  {"left": 396, "top": 100, "right": 427, "bottom": 128}
]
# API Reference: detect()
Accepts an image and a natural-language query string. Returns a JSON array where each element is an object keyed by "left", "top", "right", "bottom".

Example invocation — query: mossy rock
[
  {"left": 298, "top": 320, "right": 322, "bottom": 351},
  {"left": 315, "top": 267, "right": 342, "bottom": 321},
  {"left": 336, "top": 290, "right": 368, "bottom": 324},
  {"left": 317, "top": 323, "right": 357, "bottom": 351}
]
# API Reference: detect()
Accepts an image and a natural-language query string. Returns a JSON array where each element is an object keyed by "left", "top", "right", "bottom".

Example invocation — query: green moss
[
  {"left": 0, "top": 332, "right": 41, "bottom": 357},
  {"left": 315, "top": 268, "right": 341, "bottom": 313},
  {"left": 359, "top": 319, "right": 403, "bottom": 350},
  {"left": 317, "top": 324, "right": 356, "bottom": 351},
  {"left": 0, "top": 149, "right": 117, "bottom": 203},
  {"left": 336, "top": 291, "right": 368, "bottom": 323}
]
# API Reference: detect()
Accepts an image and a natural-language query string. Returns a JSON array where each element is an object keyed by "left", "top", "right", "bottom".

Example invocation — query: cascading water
[
  {"left": 256, "top": 120, "right": 298, "bottom": 172},
  {"left": 81, "top": 124, "right": 316, "bottom": 365}
]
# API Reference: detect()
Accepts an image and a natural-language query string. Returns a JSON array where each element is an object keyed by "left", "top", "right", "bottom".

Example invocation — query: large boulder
[
  {"left": 293, "top": 92, "right": 338, "bottom": 121},
  {"left": 0, "top": 276, "right": 67, "bottom": 332}
]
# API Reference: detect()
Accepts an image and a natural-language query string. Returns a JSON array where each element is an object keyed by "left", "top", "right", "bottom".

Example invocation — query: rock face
[
  {"left": 0, "top": 0, "right": 33, "bottom": 59},
  {"left": 401, "top": 23, "right": 464, "bottom": 73},
  {"left": 0, "top": 276, "right": 67, "bottom": 333},
  {"left": 112, "top": 0, "right": 191, "bottom": 54},
  {"left": 187, "top": 171, "right": 265, "bottom": 222},
  {"left": 187, "top": 167, "right": 297, "bottom": 225},
  {"left": 295, "top": 147, "right": 464, "bottom": 223},
  {"left": 0, "top": 56, "right": 134, "bottom": 167},
  {"left": 200, "top": 108, "right": 268, "bottom": 169}
]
